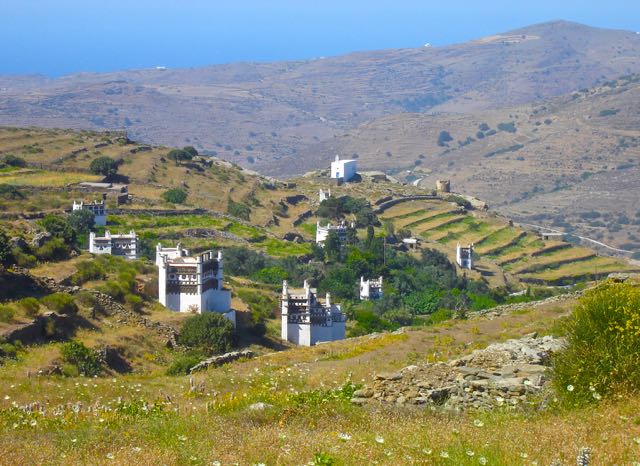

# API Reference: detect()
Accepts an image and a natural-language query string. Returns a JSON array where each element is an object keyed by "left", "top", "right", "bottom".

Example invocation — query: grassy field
[{"left": 2, "top": 294, "right": 640, "bottom": 465}]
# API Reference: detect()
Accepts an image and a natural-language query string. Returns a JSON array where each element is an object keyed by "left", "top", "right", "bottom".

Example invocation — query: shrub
[
  {"left": 60, "top": 340, "right": 102, "bottom": 377},
  {"left": 437, "top": 130, "right": 453, "bottom": 146},
  {"left": 0, "top": 229, "right": 11, "bottom": 266},
  {"left": 0, "top": 184, "right": 25, "bottom": 200},
  {"left": 124, "top": 293, "right": 143, "bottom": 312},
  {"left": 227, "top": 197, "right": 251, "bottom": 220},
  {"left": 552, "top": 281, "right": 640, "bottom": 404},
  {"left": 0, "top": 305, "right": 15, "bottom": 323},
  {"left": 162, "top": 188, "right": 188, "bottom": 204},
  {"left": 166, "top": 350, "right": 205, "bottom": 376},
  {"left": 178, "top": 313, "right": 236, "bottom": 353},
  {"left": 17, "top": 297, "right": 40, "bottom": 318},
  {"left": 1, "top": 154, "right": 26, "bottom": 168},
  {"left": 41, "top": 292, "right": 78, "bottom": 315},
  {"left": 35, "top": 237, "right": 71, "bottom": 262},
  {"left": 11, "top": 248, "right": 35, "bottom": 268},
  {"left": 497, "top": 121, "right": 517, "bottom": 133},
  {"left": 70, "top": 260, "right": 106, "bottom": 285},
  {"left": 40, "top": 215, "right": 75, "bottom": 244},
  {"left": 89, "top": 156, "right": 119, "bottom": 177}
]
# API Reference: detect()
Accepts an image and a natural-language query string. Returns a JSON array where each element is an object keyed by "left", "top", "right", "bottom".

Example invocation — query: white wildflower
[
  {"left": 338, "top": 432, "right": 352, "bottom": 441},
  {"left": 106, "top": 453, "right": 114, "bottom": 460},
  {"left": 29, "top": 419, "right": 37, "bottom": 427},
  {"left": 3, "top": 395, "right": 9, "bottom": 400},
  {"left": 422, "top": 448, "right": 433, "bottom": 455},
  {"left": 634, "top": 437, "right": 640, "bottom": 445},
  {"left": 440, "top": 451, "right": 449, "bottom": 458},
  {"left": 375, "top": 435, "right": 385, "bottom": 444},
  {"left": 520, "top": 452, "right": 528, "bottom": 458},
  {"left": 473, "top": 419, "right": 485, "bottom": 427},
  {"left": 466, "top": 450, "right": 475, "bottom": 456},
  {"left": 567, "top": 385, "right": 575, "bottom": 392},
  {"left": 479, "top": 456, "right": 488, "bottom": 465}
]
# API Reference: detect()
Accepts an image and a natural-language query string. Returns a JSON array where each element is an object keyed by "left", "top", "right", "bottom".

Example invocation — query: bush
[
  {"left": 11, "top": 248, "right": 36, "bottom": 268},
  {"left": 60, "top": 341, "right": 102, "bottom": 377},
  {"left": 17, "top": 297, "right": 40, "bottom": 318},
  {"left": 70, "top": 260, "right": 106, "bottom": 285},
  {"left": 125, "top": 293, "right": 143, "bottom": 312},
  {"left": 0, "top": 184, "right": 25, "bottom": 200},
  {"left": 437, "top": 130, "right": 453, "bottom": 146},
  {"left": 41, "top": 292, "right": 78, "bottom": 315},
  {"left": 552, "top": 281, "right": 640, "bottom": 404},
  {"left": 34, "top": 237, "right": 71, "bottom": 262},
  {"left": 1, "top": 154, "right": 26, "bottom": 168},
  {"left": 0, "top": 305, "right": 15, "bottom": 323},
  {"left": 162, "top": 188, "right": 188, "bottom": 204},
  {"left": 166, "top": 350, "right": 205, "bottom": 376},
  {"left": 497, "top": 122, "right": 517, "bottom": 133},
  {"left": 0, "top": 229, "right": 11, "bottom": 266},
  {"left": 89, "top": 156, "right": 119, "bottom": 177},
  {"left": 227, "top": 197, "right": 251, "bottom": 220},
  {"left": 179, "top": 313, "right": 236, "bottom": 353},
  {"left": 40, "top": 215, "right": 75, "bottom": 244}
]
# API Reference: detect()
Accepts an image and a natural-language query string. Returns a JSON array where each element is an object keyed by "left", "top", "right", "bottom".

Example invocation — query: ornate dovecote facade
[
  {"left": 73, "top": 199, "right": 107, "bottom": 226},
  {"left": 89, "top": 230, "right": 137, "bottom": 260},
  {"left": 157, "top": 245, "right": 234, "bottom": 324},
  {"left": 456, "top": 243, "right": 474, "bottom": 270},
  {"left": 360, "top": 276, "right": 383, "bottom": 300},
  {"left": 281, "top": 280, "right": 346, "bottom": 346}
]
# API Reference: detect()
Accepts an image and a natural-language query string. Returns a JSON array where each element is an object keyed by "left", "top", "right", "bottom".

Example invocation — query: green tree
[
  {"left": 67, "top": 208, "right": 95, "bottom": 238},
  {"left": 167, "top": 149, "right": 193, "bottom": 165},
  {"left": 162, "top": 188, "right": 188, "bottom": 204},
  {"left": 179, "top": 312, "right": 236, "bottom": 353},
  {"left": 40, "top": 215, "right": 75, "bottom": 244},
  {"left": 89, "top": 156, "right": 119, "bottom": 177},
  {"left": 182, "top": 146, "right": 199, "bottom": 158},
  {"left": 437, "top": 130, "right": 453, "bottom": 146},
  {"left": 60, "top": 340, "right": 102, "bottom": 377},
  {"left": 324, "top": 231, "right": 341, "bottom": 262}
]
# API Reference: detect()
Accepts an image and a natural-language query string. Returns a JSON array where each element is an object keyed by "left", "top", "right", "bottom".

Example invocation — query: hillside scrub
[
  {"left": 178, "top": 313, "right": 236, "bottom": 354},
  {"left": 553, "top": 280, "right": 640, "bottom": 405},
  {"left": 60, "top": 340, "right": 102, "bottom": 377}
]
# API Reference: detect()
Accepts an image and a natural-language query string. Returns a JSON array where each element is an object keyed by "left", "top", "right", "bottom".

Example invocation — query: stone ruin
[{"left": 351, "top": 333, "right": 564, "bottom": 411}]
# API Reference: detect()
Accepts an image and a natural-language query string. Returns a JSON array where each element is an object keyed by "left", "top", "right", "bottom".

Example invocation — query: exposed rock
[
  {"left": 189, "top": 349, "right": 255, "bottom": 373},
  {"left": 31, "top": 231, "right": 52, "bottom": 248},
  {"left": 353, "top": 335, "right": 565, "bottom": 411}
]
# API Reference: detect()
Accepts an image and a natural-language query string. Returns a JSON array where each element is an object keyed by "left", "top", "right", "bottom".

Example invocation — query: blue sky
[{"left": 1, "top": 0, "right": 639, "bottom": 76}]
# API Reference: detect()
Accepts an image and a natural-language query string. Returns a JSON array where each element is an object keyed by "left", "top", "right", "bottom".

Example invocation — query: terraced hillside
[
  {"left": 378, "top": 199, "right": 639, "bottom": 287},
  {"left": 0, "top": 126, "right": 637, "bottom": 292}
]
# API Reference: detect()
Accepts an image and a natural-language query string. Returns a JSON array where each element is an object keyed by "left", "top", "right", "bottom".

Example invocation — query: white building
[
  {"left": 319, "top": 188, "right": 331, "bottom": 203},
  {"left": 360, "top": 276, "right": 383, "bottom": 300},
  {"left": 157, "top": 246, "right": 234, "bottom": 324},
  {"left": 156, "top": 243, "right": 189, "bottom": 267},
  {"left": 89, "top": 230, "right": 138, "bottom": 260},
  {"left": 456, "top": 243, "right": 474, "bottom": 270},
  {"left": 73, "top": 200, "right": 107, "bottom": 226},
  {"left": 281, "top": 280, "right": 346, "bottom": 346},
  {"left": 315, "top": 221, "right": 352, "bottom": 246},
  {"left": 330, "top": 155, "right": 357, "bottom": 182}
]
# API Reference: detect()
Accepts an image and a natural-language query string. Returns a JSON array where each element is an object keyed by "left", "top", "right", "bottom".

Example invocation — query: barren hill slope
[
  {"left": 1, "top": 21, "right": 640, "bottom": 176},
  {"left": 321, "top": 74, "right": 640, "bottom": 252}
]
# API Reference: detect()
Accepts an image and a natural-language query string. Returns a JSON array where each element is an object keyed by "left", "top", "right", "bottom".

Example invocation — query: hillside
[
  {"left": 1, "top": 127, "right": 640, "bottom": 464},
  {"left": 325, "top": 74, "right": 640, "bottom": 252},
  {"left": 1, "top": 21, "right": 639, "bottom": 178}
]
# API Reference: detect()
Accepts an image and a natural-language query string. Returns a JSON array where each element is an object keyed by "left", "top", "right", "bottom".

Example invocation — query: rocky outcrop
[
  {"left": 352, "top": 334, "right": 564, "bottom": 411},
  {"left": 189, "top": 349, "right": 255, "bottom": 373}
]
